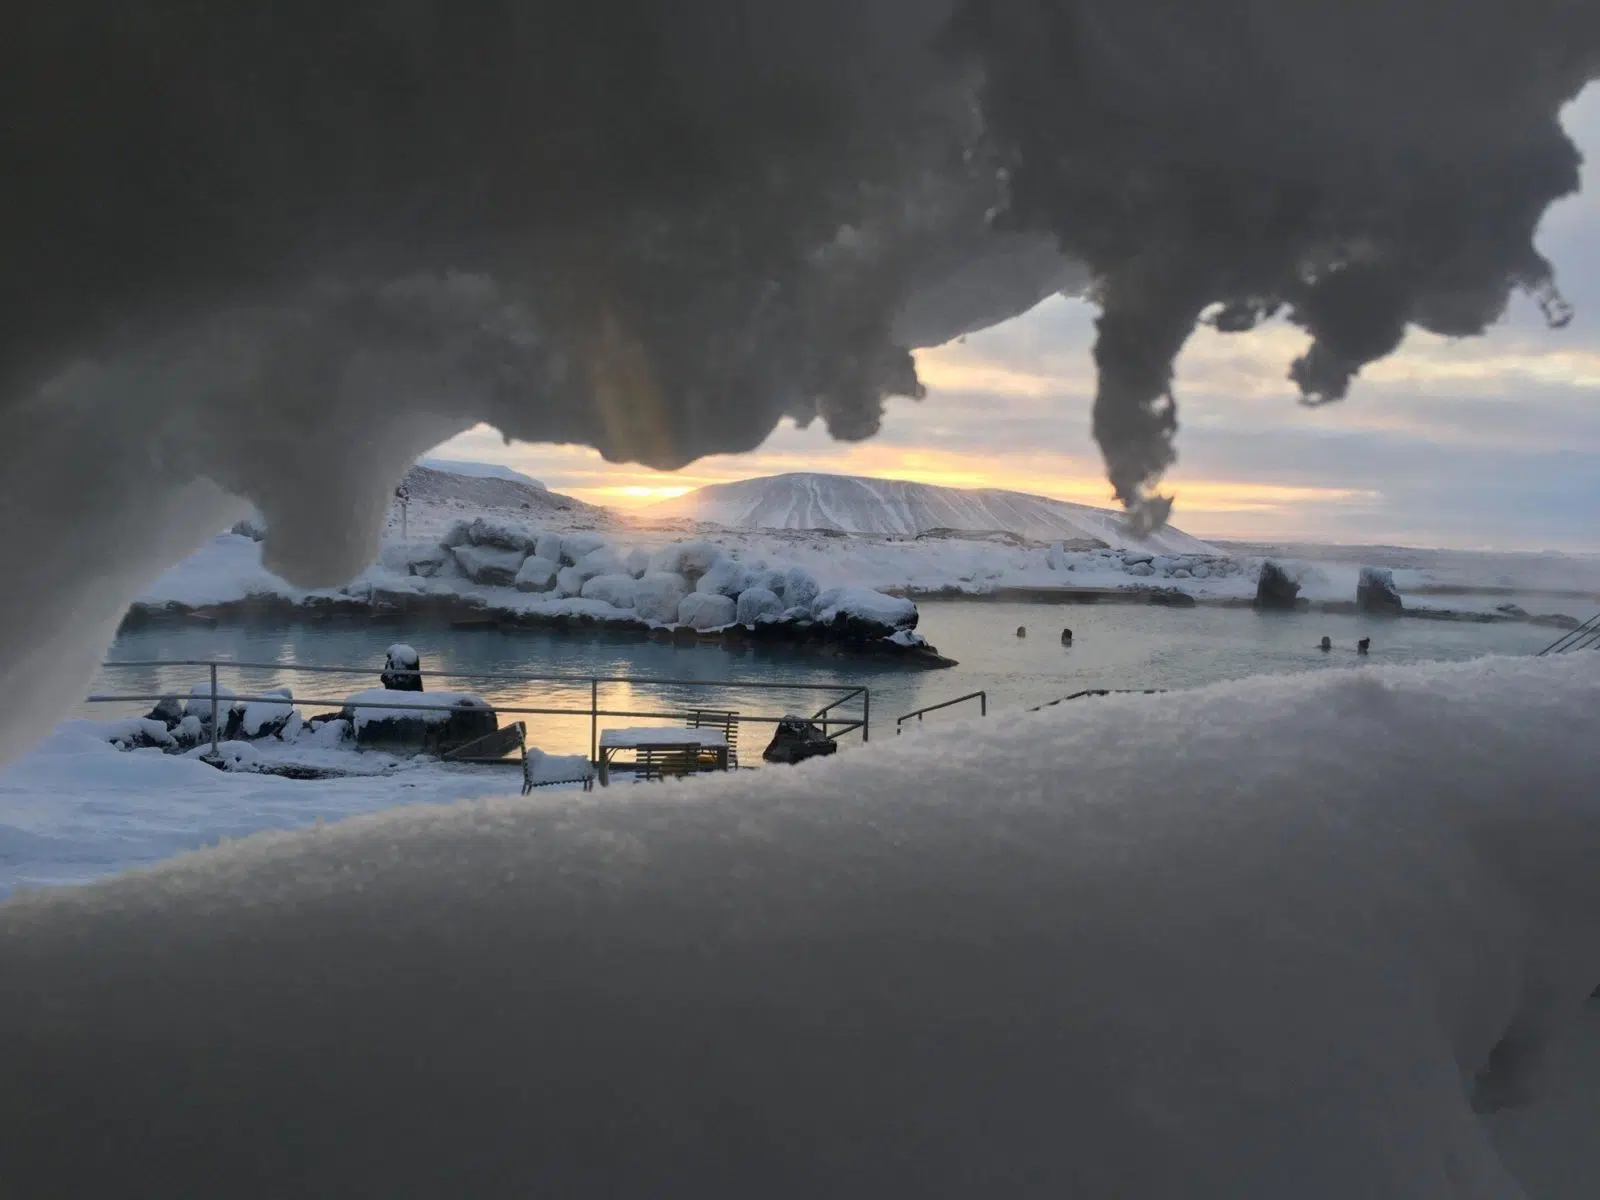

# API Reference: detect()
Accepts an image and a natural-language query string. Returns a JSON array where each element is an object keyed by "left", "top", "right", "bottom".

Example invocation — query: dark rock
[
  {"left": 1356, "top": 566, "right": 1404, "bottom": 615},
  {"left": 1147, "top": 589, "right": 1197, "bottom": 608},
  {"left": 144, "top": 696, "right": 184, "bottom": 727},
  {"left": 763, "top": 716, "right": 839, "bottom": 765},
  {"left": 230, "top": 516, "right": 267, "bottom": 542},
  {"left": 1254, "top": 561, "right": 1301, "bottom": 611}
]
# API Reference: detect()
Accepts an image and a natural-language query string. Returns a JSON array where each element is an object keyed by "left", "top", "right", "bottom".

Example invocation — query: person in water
[
  {"left": 1061, "top": 628, "right": 1074, "bottom": 646},
  {"left": 1320, "top": 636, "right": 1332, "bottom": 652},
  {"left": 1016, "top": 626, "right": 1027, "bottom": 638},
  {"left": 1358, "top": 637, "right": 1372, "bottom": 655}
]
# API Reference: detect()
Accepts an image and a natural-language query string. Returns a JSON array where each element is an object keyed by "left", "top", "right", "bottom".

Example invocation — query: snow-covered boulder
[
  {"left": 406, "top": 545, "right": 455, "bottom": 578},
  {"left": 650, "top": 541, "right": 723, "bottom": 583},
  {"left": 812, "top": 588, "right": 917, "bottom": 636},
  {"left": 580, "top": 575, "right": 638, "bottom": 610},
  {"left": 559, "top": 533, "right": 609, "bottom": 566},
  {"left": 534, "top": 532, "right": 563, "bottom": 564},
  {"left": 1357, "top": 566, "right": 1404, "bottom": 615},
  {"left": 342, "top": 689, "right": 497, "bottom": 755},
  {"left": 1046, "top": 541, "right": 1068, "bottom": 571},
  {"left": 554, "top": 566, "right": 585, "bottom": 598},
  {"left": 1126, "top": 563, "right": 1155, "bottom": 578},
  {"left": 634, "top": 573, "right": 691, "bottom": 625},
  {"left": 750, "top": 568, "right": 789, "bottom": 595},
  {"left": 203, "top": 740, "right": 262, "bottom": 772},
  {"left": 1122, "top": 550, "right": 1155, "bottom": 566},
  {"left": 239, "top": 687, "right": 295, "bottom": 739},
  {"left": 695, "top": 558, "right": 750, "bottom": 599},
  {"left": 573, "top": 547, "right": 627, "bottom": 584},
  {"left": 679, "top": 592, "right": 737, "bottom": 631},
  {"left": 514, "top": 556, "right": 559, "bottom": 593},
  {"left": 735, "top": 587, "right": 785, "bottom": 626},
  {"left": 185, "top": 683, "right": 237, "bottom": 723},
  {"left": 450, "top": 544, "right": 527, "bottom": 588},
  {"left": 1255, "top": 561, "right": 1302, "bottom": 610},
  {"left": 96, "top": 717, "right": 177, "bottom": 751},
  {"left": 625, "top": 548, "right": 651, "bottom": 579},
  {"left": 468, "top": 518, "right": 537, "bottom": 554},
  {"left": 440, "top": 520, "right": 473, "bottom": 549},
  {"left": 143, "top": 696, "right": 184, "bottom": 727},
  {"left": 230, "top": 516, "right": 267, "bottom": 542},
  {"left": 782, "top": 567, "right": 821, "bottom": 611}
]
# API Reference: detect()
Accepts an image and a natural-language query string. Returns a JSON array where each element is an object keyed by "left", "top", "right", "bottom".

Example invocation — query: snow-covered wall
[{"left": 2, "top": 656, "right": 1597, "bottom": 1196}]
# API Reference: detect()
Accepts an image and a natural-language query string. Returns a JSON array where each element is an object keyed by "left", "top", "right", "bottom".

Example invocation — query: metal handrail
[
  {"left": 1538, "top": 611, "right": 1600, "bottom": 656},
  {"left": 895, "top": 690, "right": 987, "bottom": 734},
  {"left": 1028, "top": 688, "right": 1165, "bottom": 711},
  {"left": 89, "top": 659, "right": 872, "bottom": 760}
]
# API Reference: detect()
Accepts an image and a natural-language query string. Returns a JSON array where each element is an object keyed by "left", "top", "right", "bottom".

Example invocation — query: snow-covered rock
[
  {"left": 1358, "top": 566, "right": 1405, "bottom": 614},
  {"left": 202, "top": 740, "right": 262, "bottom": 771},
  {"left": 534, "top": 532, "right": 563, "bottom": 564},
  {"left": 812, "top": 587, "right": 916, "bottom": 633},
  {"left": 625, "top": 548, "right": 651, "bottom": 579},
  {"left": 750, "top": 568, "right": 789, "bottom": 595},
  {"left": 184, "top": 684, "right": 237, "bottom": 723},
  {"left": 634, "top": 573, "right": 691, "bottom": 625},
  {"left": 554, "top": 566, "right": 584, "bottom": 598},
  {"left": 559, "top": 533, "right": 609, "bottom": 566},
  {"left": 735, "top": 587, "right": 785, "bottom": 626},
  {"left": 380, "top": 644, "right": 423, "bottom": 692},
  {"left": 1122, "top": 550, "right": 1155, "bottom": 566},
  {"left": 695, "top": 558, "right": 750, "bottom": 599},
  {"left": 579, "top": 574, "right": 638, "bottom": 610},
  {"left": 440, "top": 520, "right": 473, "bottom": 549},
  {"left": 229, "top": 516, "right": 267, "bottom": 542},
  {"left": 1255, "top": 560, "right": 1302, "bottom": 610},
  {"left": 513, "top": 556, "right": 559, "bottom": 594},
  {"left": 450, "top": 544, "right": 527, "bottom": 587},
  {"left": 1046, "top": 541, "right": 1068, "bottom": 571},
  {"left": 650, "top": 541, "right": 724, "bottom": 583},
  {"left": 239, "top": 687, "right": 295, "bottom": 739},
  {"left": 95, "top": 717, "right": 177, "bottom": 751},
  {"left": 467, "top": 518, "right": 537, "bottom": 554},
  {"left": 1126, "top": 562, "right": 1155, "bottom": 578},
  {"left": 678, "top": 592, "right": 737, "bottom": 631},
  {"left": 782, "top": 567, "right": 820, "bottom": 611},
  {"left": 572, "top": 547, "right": 627, "bottom": 584},
  {"left": 405, "top": 545, "right": 455, "bottom": 578}
]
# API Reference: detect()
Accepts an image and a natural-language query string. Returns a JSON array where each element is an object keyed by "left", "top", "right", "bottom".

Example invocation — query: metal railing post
[
  {"left": 590, "top": 678, "right": 599, "bottom": 763},
  {"left": 209, "top": 663, "right": 220, "bottom": 755},
  {"left": 861, "top": 688, "right": 869, "bottom": 744}
]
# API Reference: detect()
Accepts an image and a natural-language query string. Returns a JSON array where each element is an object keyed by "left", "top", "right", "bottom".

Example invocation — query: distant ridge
[
  {"left": 419, "top": 458, "right": 547, "bottom": 490},
  {"left": 650, "top": 472, "right": 1215, "bottom": 555}
]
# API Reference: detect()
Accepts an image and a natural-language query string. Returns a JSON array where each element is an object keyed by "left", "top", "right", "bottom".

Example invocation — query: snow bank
[{"left": 3, "top": 657, "right": 1597, "bottom": 1195}]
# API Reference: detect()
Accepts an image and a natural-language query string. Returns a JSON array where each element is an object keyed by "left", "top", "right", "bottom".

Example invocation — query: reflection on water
[{"left": 85, "top": 602, "right": 1555, "bottom": 757}]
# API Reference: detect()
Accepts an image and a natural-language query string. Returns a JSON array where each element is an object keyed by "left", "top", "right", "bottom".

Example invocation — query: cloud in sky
[{"left": 432, "top": 87, "right": 1600, "bottom": 552}]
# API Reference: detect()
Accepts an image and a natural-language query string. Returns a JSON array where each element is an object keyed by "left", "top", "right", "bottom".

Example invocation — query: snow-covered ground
[{"left": 0, "top": 723, "right": 543, "bottom": 894}]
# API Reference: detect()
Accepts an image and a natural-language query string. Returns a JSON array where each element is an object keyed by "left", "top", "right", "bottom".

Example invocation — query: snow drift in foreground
[{"left": 3, "top": 656, "right": 1597, "bottom": 1197}]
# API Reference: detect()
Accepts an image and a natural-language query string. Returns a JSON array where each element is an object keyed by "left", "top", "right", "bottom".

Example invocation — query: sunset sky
[{"left": 431, "top": 88, "right": 1600, "bottom": 551}]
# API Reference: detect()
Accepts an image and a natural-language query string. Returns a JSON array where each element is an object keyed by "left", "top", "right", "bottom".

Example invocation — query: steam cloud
[
  {"left": 4, "top": 2, "right": 1597, "bottom": 530},
  {"left": 0, "top": 1, "right": 1597, "bottom": 755}
]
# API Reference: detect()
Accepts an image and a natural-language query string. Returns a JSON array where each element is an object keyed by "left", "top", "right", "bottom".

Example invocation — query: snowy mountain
[
  {"left": 650, "top": 473, "right": 1216, "bottom": 555},
  {"left": 418, "top": 458, "right": 547, "bottom": 490}
]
